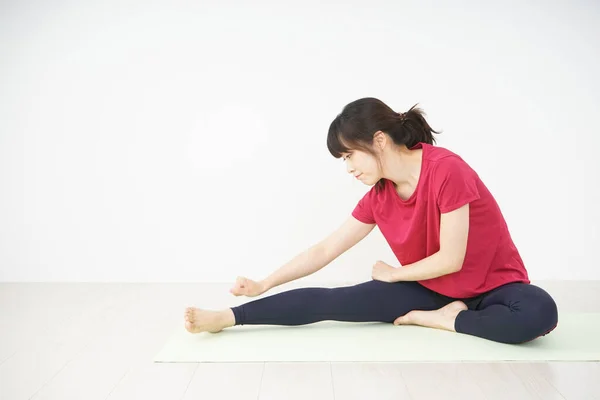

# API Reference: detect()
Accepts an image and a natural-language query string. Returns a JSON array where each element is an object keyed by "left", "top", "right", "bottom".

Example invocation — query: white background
[{"left": 1, "top": 0, "right": 598, "bottom": 283}]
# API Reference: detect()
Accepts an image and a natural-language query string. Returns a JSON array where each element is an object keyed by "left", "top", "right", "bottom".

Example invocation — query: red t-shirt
[{"left": 352, "top": 142, "right": 530, "bottom": 298}]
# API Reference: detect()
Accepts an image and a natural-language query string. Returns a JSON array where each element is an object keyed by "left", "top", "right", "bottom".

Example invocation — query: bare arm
[
  {"left": 261, "top": 216, "right": 376, "bottom": 291},
  {"left": 390, "top": 204, "right": 470, "bottom": 281}
]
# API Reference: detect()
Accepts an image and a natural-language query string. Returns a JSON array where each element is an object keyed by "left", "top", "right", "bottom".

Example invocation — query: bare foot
[
  {"left": 393, "top": 301, "right": 468, "bottom": 332},
  {"left": 184, "top": 307, "right": 235, "bottom": 334}
]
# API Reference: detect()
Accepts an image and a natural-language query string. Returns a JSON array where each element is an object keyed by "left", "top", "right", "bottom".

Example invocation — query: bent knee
[
  {"left": 537, "top": 292, "right": 559, "bottom": 327},
  {"left": 514, "top": 294, "right": 559, "bottom": 344}
]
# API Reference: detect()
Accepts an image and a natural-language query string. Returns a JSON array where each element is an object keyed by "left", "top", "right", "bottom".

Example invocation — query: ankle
[{"left": 219, "top": 308, "right": 236, "bottom": 328}]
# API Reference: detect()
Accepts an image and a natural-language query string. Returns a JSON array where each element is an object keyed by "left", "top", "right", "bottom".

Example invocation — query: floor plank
[
  {"left": 105, "top": 360, "right": 198, "bottom": 400},
  {"left": 0, "top": 285, "right": 135, "bottom": 400},
  {"left": 182, "top": 363, "right": 264, "bottom": 400},
  {"left": 28, "top": 285, "right": 167, "bottom": 400},
  {"left": 519, "top": 362, "right": 600, "bottom": 400},
  {"left": 0, "top": 337, "right": 86, "bottom": 400},
  {"left": 258, "top": 362, "right": 334, "bottom": 400},
  {"left": 331, "top": 362, "right": 412, "bottom": 399},
  {"left": 464, "top": 362, "right": 564, "bottom": 400},
  {"left": 0, "top": 283, "right": 124, "bottom": 365},
  {"left": 509, "top": 363, "right": 567, "bottom": 399},
  {"left": 30, "top": 346, "right": 132, "bottom": 400},
  {"left": 399, "top": 363, "right": 489, "bottom": 400}
]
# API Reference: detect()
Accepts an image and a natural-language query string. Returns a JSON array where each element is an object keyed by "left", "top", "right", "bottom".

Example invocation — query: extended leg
[{"left": 230, "top": 279, "right": 449, "bottom": 326}]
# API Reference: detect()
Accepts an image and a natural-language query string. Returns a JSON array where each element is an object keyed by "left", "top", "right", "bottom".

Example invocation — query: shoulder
[
  {"left": 424, "top": 143, "right": 462, "bottom": 163},
  {"left": 423, "top": 145, "right": 480, "bottom": 194},
  {"left": 423, "top": 145, "right": 481, "bottom": 212},
  {"left": 424, "top": 144, "right": 476, "bottom": 175}
]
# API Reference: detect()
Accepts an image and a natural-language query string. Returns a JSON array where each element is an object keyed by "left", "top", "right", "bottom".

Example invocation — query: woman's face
[{"left": 342, "top": 149, "right": 381, "bottom": 185}]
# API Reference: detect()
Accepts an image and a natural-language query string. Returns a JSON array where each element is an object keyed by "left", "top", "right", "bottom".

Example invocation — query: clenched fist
[
  {"left": 230, "top": 276, "right": 267, "bottom": 297},
  {"left": 371, "top": 260, "right": 397, "bottom": 283}
]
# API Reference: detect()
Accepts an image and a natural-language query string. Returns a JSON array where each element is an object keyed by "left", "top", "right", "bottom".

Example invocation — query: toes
[{"left": 185, "top": 308, "right": 196, "bottom": 321}]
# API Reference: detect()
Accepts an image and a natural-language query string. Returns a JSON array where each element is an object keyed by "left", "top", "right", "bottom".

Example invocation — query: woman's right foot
[{"left": 184, "top": 307, "right": 235, "bottom": 334}]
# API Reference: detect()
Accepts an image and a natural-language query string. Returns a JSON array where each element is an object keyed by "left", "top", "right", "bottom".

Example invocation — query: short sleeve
[
  {"left": 351, "top": 189, "right": 376, "bottom": 224},
  {"left": 434, "top": 156, "right": 481, "bottom": 213}
]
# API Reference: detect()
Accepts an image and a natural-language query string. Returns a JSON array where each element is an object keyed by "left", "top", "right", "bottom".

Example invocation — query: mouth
[{"left": 355, "top": 174, "right": 362, "bottom": 179}]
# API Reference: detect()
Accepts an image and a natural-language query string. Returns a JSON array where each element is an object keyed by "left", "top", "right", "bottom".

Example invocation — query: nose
[{"left": 346, "top": 162, "right": 354, "bottom": 175}]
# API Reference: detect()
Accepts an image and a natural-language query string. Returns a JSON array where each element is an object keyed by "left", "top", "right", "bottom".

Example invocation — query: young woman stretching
[{"left": 184, "top": 98, "right": 558, "bottom": 344}]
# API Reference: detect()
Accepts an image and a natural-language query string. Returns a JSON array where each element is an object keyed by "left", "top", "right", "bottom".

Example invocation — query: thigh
[
  {"left": 476, "top": 282, "right": 557, "bottom": 312},
  {"left": 328, "top": 279, "right": 451, "bottom": 321},
  {"left": 459, "top": 282, "right": 559, "bottom": 343}
]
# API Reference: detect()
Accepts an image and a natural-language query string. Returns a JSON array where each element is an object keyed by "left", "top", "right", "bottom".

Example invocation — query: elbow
[
  {"left": 448, "top": 261, "right": 463, "bottom": 273},
  {"left": 442, "top": 251, "right": 464, "bottom": 273}
]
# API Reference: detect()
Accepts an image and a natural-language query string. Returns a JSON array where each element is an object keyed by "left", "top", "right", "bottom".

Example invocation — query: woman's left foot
[{"left": 394, "top": 300, "right": 468, "bottom": 332}]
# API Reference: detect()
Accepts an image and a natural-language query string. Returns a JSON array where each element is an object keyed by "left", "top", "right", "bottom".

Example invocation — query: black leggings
[{"left": 230, "top": 280, "right": 559, "bottom": 344}]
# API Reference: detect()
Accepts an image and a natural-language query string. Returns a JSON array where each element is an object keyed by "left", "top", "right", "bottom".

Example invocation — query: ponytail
[{"left": 390, "top": 103, "right": 440, "bottom": 148}]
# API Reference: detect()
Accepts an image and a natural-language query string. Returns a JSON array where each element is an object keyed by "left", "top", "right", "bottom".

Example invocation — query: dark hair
[{"left": 327, "top": 97, "right": 442, "bottom": 193}]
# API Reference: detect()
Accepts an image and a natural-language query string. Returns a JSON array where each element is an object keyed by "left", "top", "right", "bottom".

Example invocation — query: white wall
[{"left": 1, "top": 0, "right": 598, "bottom": 283}]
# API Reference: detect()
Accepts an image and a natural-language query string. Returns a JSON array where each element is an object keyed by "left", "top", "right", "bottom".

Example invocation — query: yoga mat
[{"left": 154, "top": 313, "right": 600, "bottom": 362}]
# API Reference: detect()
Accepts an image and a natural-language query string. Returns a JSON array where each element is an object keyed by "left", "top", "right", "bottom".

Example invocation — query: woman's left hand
[{"left": 371, "top": 260, "right": 397, "bottom": 283}]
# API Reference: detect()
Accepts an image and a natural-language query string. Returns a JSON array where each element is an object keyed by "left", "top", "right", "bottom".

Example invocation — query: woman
[{"left": 184, "top": 98, "right": 558, "bottom": 344}]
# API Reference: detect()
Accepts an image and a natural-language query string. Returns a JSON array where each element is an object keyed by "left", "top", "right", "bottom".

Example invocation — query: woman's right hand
[{"left": 230, "top": 276, "right": 267, "bottom": 297}]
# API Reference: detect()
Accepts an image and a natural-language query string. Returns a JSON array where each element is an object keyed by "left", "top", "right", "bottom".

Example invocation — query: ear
[{"left": 373, "top": 131, "right": 386, "bottom": 151}]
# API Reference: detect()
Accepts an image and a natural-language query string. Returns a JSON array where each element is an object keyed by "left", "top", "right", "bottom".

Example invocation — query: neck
[{"left": 382, "top": 147, "right": 422, "bottom": 187}]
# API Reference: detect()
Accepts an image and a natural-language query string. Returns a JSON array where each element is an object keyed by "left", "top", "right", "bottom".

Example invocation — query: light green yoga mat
[{"left": 154, "top": 313, "right": 600, "bottom": 362}]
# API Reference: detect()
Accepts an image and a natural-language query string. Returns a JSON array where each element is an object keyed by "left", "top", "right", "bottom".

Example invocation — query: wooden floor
[{"left": 1, "top": 280, "right": 599, "bottom": 400}]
